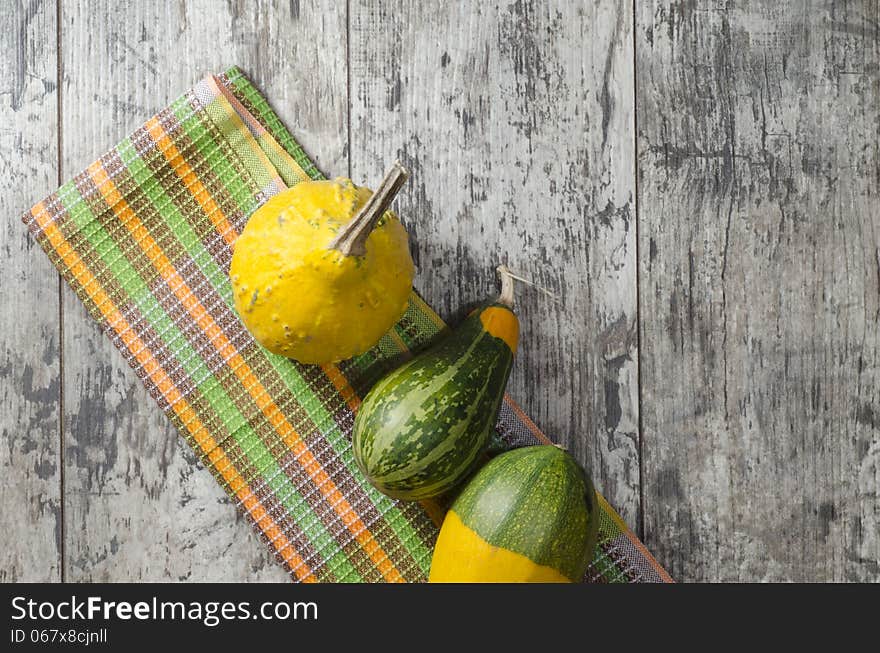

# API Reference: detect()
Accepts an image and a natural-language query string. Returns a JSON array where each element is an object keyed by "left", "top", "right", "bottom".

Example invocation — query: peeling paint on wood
[
  {"left": 348, "top": 0, "right": 641, "bottom": 529},
  {"left": 2, "top": 0, "right": 879, "bottom": 582},
  {"left": 637, "top": 0, "right": 880, "bottom": 581},
  {"left": 0, "top": 0, "right": 62, "bottom": 583}
]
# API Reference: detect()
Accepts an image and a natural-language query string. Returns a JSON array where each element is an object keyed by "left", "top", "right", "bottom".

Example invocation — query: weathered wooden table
[{"left": 1, "top": 1, "right": 877, "bottom": 582}]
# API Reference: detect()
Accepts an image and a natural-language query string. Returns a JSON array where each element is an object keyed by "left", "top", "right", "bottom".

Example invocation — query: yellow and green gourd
[
  {"left": 229, "top": 163, "right": 414, "bottom": 364},
  {"left": 352, "top": 267, "right": 519, "bottom": 500},
  {"left": 429, "top": 445, "right": 599, "bottom": 583}
]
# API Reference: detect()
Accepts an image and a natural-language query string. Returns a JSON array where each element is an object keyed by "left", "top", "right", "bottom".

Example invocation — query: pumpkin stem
[
  {"left": 496, "top": 265, "right": 516, "bottom": 308},
  {"left": 328, "top": 161, "right": 409, "bottom": 257}
]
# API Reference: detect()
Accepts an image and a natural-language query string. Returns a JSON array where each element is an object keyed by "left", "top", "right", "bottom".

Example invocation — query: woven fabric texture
[{"left": 22, "top": 67, "right": 671, "bottom": 583}]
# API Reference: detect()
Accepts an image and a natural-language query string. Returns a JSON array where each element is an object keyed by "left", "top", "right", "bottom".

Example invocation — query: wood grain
[
  {"left": 637, "top": 0, "right": 880, "bottom": 581},
  {"left": 59, "top": 0, "right": 347, "bottom": 581},
  {"left": 4, "top": 0, "right": 878, "bottom": 582},
  {"left": 0, "top": 0, "right": 62, "bottom": 582},
  {"left": 348, "top": 0, "right": 641, "bottom": 527}
]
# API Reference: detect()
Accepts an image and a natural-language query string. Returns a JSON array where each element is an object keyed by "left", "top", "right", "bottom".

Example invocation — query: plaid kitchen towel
[{"left": 22, "top": 67, "right": 671, "bottom": 583}]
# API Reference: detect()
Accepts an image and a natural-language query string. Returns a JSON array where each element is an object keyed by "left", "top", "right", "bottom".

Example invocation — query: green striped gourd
[{"left": 352, "top": 267, "right": 519, "bottom": 500}]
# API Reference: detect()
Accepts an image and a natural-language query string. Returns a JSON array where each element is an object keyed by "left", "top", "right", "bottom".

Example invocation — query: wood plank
[
  {"left": 348, "top": 2, "right": 641, "bottom": 526},
  {"left": 637, "top": 1, "right": 880, "bottom": 581},
  {"left": 0, "top": 0, "right": 61, "bottom": 582},
  {"left": 60, "top": 0, "right": 347, "bottom": 581}
]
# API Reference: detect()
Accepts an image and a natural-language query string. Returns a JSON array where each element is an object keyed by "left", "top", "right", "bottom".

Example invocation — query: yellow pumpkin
[{"left": 229, "top": 164, "right": 414, "bottom": 364}]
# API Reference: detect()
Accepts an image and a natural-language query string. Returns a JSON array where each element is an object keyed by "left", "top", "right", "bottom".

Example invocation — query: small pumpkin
[
  {"left": 230, "top": 163, "right": 414, "bottom": 364},
  {"left": 429, "top": 445, "right": 599, "bottom": 583}
]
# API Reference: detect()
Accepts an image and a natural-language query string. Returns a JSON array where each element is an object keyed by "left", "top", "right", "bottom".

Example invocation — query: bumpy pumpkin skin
[{"left": 229, "top": 178, "right": 414, "bottom": 363}]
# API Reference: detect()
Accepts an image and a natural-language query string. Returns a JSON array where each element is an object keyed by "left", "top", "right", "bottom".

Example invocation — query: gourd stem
[
  {"left": 328, "top": 161, "right": 409, "bottom": 257},
  {"left": 496, "top": 265, "right": 516, "bottom": 308}
]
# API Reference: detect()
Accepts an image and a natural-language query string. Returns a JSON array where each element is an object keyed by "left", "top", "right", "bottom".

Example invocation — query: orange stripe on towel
[{"left": 30, "top": 200, "right": 315, "bottom": 582}]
